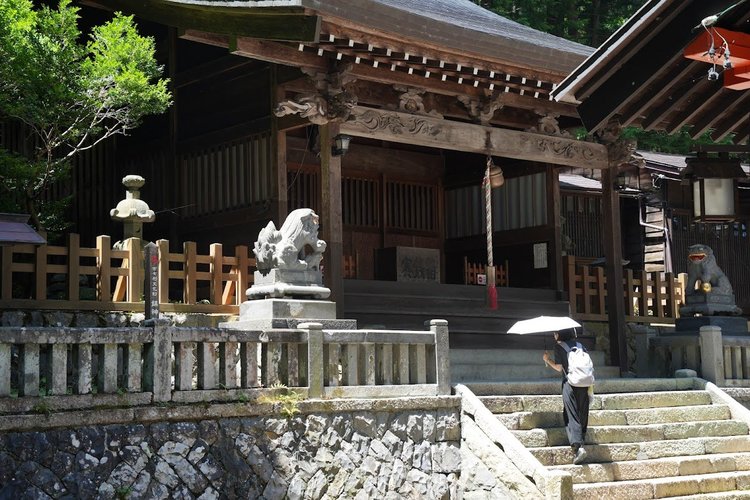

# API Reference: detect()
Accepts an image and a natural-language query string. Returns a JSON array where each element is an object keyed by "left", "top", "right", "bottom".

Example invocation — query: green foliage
[
  {"left": 0, "top": 0, "right": 171, "bottom": 230},
  {"left": 473, "top": 0, "right": 642, "bottom": 47},
  {"left": 259, "top": 383, "right": 303, "bottom": 419},
  {"left": 621, "top": 127, "right": 736, "bottom": 155}
]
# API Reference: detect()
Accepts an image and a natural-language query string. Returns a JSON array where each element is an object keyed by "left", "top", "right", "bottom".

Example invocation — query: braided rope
[{"left": 485, "top": 156, "right": 493, "bottom": 268}]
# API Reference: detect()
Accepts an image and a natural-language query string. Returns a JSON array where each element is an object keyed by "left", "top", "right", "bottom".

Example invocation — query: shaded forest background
[
  {"left": 474, "top": 0, "right": 736, "bottom": 152},
  {"left": 473, "top": 0, "right": 642, "bottom": 47}
]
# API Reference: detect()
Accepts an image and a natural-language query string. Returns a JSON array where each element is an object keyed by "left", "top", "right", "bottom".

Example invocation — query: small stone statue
[
  {"left": 680, "top": 244, "right": 742, "bottom": 316},
  {"left": 254, "top": 208, "right": 326, "bottom": 274},
  {"left": 248, "top": 208, "right": 330, "bottom": 299}
]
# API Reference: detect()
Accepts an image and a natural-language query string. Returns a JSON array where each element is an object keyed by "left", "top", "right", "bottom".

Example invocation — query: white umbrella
[{"left": 507, "top": 315, "right": 581, "bottom": 334}]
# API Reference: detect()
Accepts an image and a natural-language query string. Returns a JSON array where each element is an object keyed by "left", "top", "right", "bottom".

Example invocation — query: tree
[
  {"left": 0, "top": 0, "right": 171, "bottom": 231},
  {"left": 473, "top": 0, "right": 642, "bottom": 47}
]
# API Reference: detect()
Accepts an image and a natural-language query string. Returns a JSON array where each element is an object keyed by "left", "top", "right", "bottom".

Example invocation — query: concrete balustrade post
[
  {"left": 699, "top": 325, "right": 724, "bottom": 385},
  {"left": 430, "top": 319, "right": 451, "bottom": 395},
  {"left": 301, "top": 323, "right": 324, "bottom": 399},
  {"left": 150, "top": 319, "right": 173, "bottom": 402},
  {"left": 632, "top": 324, "right": 655, "bottom": 377}
]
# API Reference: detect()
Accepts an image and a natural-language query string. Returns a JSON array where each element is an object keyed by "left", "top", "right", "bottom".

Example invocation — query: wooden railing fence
[
  {"left": 0, "top": 234, "right": 256, "bottom": 314},
  {"left": 0, "top": 320, "right": 450, "bottom": 413},
  {"left": 464, "top": 258, "right": 510, "bottom": 287},
  {"left": 564, "top": 256, "right": 686, "bottom": 324}
]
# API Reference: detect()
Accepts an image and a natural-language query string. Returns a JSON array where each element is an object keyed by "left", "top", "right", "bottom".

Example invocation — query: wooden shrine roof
[
  {"left": 86, "top": 0, "right": 592, "bottom": 106},
  {"left": 553, "top": 0, "right": 750, "bottom": 143}
]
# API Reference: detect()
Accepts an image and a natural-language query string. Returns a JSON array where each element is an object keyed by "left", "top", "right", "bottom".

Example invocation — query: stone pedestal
[
  {"left": 221, "top": 298, "right": 356, "bottom": 330},
  {"left": 680, "top": 292, "right": 742, "bottom": 316},
  {"left": 247, "top": 269, "right": 330, "bottom": 300},
  {"left": 675, "top": 316, "right": 749, "bottom": 336}
]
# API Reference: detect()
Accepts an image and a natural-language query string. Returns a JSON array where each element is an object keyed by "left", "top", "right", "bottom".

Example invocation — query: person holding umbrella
[{"left": 542, "top": 328, "right": 591, "bottom": 465}]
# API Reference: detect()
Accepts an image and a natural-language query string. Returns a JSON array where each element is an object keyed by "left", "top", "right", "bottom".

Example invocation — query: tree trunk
[{"left": 590, "top": 0, "right": 603, "bottom": 47}]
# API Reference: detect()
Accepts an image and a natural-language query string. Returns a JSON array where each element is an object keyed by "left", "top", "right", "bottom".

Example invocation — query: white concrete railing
[
  {"left": 636, "top": 325, "right": 750, "bottom": 387},
  {"left": 0, "top": 319, "right": 450, "bottom": 413}
]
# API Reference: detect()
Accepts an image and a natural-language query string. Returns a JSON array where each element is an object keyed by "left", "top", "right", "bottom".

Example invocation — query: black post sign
[{"left": 144, "top": 242, "right": 159, "bottom": 320}]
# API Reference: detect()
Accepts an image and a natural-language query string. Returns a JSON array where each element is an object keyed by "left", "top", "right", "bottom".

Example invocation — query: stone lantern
[{"left": 110, "top": 175, "right": 155, "bottom": 241}]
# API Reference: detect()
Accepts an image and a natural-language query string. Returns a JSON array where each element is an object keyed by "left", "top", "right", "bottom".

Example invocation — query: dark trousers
[{"left": 562, "top": 381, "right": 590, "bottom": 448}]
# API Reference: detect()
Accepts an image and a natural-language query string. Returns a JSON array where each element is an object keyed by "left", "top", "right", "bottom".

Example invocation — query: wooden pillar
[
  {"left": 272, "top": 67, "right": 288, "bottom": 225},
  {"left": 167, "top": 27, "right": 180, "bottom": 245},
  {"left": 319, "top": 122, "right": 344, "bottom": 316},
  {"left": 547, "top": 166, "right": 563, "bottom": 294},
  {"left": 602, "top": 165, "right": 628, "bottom": 374}
]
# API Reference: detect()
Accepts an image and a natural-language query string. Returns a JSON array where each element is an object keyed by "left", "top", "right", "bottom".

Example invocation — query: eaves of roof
[{"left": 167, "top": 0, "right": 593, "bottom": 76}]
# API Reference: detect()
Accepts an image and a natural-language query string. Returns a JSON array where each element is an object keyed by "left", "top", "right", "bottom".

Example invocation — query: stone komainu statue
[
  {"left": 680, "top": 244, "right": 742, "bottom": 316},
  {"left": 253, "top": 208, "right": 327, "bottom": 275}
]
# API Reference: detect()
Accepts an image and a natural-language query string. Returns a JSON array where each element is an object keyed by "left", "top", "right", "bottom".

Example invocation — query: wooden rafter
[
  {"left": 642, "top": 74, "right": 718, "bottom": 131},
  {"left": 181, "top": 28, "right": 578, "bottom": 120},
  {"left": 688, "top": 90, "right": 748, "bottom": 138},
  {"left": 711, "top": 101, "right": 750, "bottom": 142},
  {"left": 618, "top": 57, "right": 699, "bottom": 128},
  {"left": 665, "top": 84, "right": 728, "bottom": 134},
  {"left": 576, "top": 2, "right": 737, "bottom": 134}
]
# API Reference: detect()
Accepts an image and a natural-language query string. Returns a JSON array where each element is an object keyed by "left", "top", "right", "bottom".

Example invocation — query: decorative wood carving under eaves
[
  {"left": 390, "top": 86, "right": 443, "bottom": 118},
  {"left": 457, "top": 93, "right": 504, "bottom": 125},
  {"left": 341, "top": 106, "right": 608, "bottom": 169},
  {"left": 274, "top": 64, "right": 358, "bottom": 125},
  {"left": 526, "top": 113, "right": 571, "bottom": 138},
  {"left": 356, "top": 109, "right": 443, "bottom": 138},
  {"left": 597, "top": 119, "right": 639, "bottom": 167}
]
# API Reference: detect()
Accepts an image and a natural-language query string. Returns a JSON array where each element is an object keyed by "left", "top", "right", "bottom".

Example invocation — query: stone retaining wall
[{"left": 0, "top": 398, "right": 462, "bottom": 499}]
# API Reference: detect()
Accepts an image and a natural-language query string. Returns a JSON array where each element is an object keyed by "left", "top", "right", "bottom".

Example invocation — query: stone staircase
[
  {"left": 472, "top": 379, "right": 750, "bottom": 499},
  {"left": 343, "top": 280, "right": 571, "bottom": 349},
  {"left": 451, "top": 348, "right": 621, "bottom": 383}
]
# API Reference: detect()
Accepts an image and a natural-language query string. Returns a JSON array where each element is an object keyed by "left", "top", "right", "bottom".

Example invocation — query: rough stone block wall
[{"left": 0, "top": 409, "right": 462, "bottom": 499}]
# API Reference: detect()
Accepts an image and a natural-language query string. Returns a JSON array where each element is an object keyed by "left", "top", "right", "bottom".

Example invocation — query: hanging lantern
[{"left": 683, "top": 154, "right": 745, "bottom": 222}]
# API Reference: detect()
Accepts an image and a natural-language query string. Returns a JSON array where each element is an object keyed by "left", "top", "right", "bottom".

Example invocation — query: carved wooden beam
[{"left": 340, "top": 106, "right": 608, "bottom": 169}]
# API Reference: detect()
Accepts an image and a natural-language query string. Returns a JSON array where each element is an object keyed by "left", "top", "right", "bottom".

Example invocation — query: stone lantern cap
[{"left": 110, "top": 175, "right": 155, "bottom": 222}]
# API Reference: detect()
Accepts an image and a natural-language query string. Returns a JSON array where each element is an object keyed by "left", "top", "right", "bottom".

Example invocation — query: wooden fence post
[
  {"left": 184, "top": 241, "right": 197, "bottom": 304},
  {"left": 431, "top": 319, "right": 451, "bottom": 395},
  {"left": 625, "top": 269, "right": 635, "bottom": 318},
  {"left": 302, "top": 322, "right": 324, "bottom": 398},
  {"left": 35, "top": 241, "right": 47, "bottom": 300},
  {"left": 68, "top": 233, "right": 80, "bottom": 301},
  {"left": 97, "top": 235, "right": 111, "bottom": 301},
  {"left": 127, "top": 238, "right": 143, "bottom": 302},
  {"left": 157, "top": 240, "right": 170, "bottom": 305},
  {"left": 1, "top": 246, "right": 12, "bottom": 300},
  {"left": 210, "top": 243, "right": 223, "bottom": 306},
  {"left": 564, "top": 256, "right": 576, "bottom": 310},
  {"left": 236, "top": 245, "right": 250, "bottom": 303}
]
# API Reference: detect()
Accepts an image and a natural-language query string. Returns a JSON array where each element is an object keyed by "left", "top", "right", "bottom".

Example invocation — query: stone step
[
  {"left": 571, "top": 470, "right": 750, "bottom": 500},
  {"left": 482, "top": 390, "right": 713, "bottom": 414},
  {"left": 513, "top": 420, "right": 748, "bottom": 447},
  {"left": 667, "top": 492, "right": 750, "bottom": 499},
  {"left": 467, "top": 377, "right": 697, "bottom": 396},
  {"left": 451, "top": 363, "right": 621, "bottom": 383},
  {"left": 450, "top": 348, "right": 608, "bottom": 365},
  {"left": 549, "top": 451, "right": 750, "bottom": 483},
  {"left": 498, "top": 404, "right": 732, "bottom": 430},
  {"left": 531, "top": 436, "right": 750, "bottom": 466}
]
